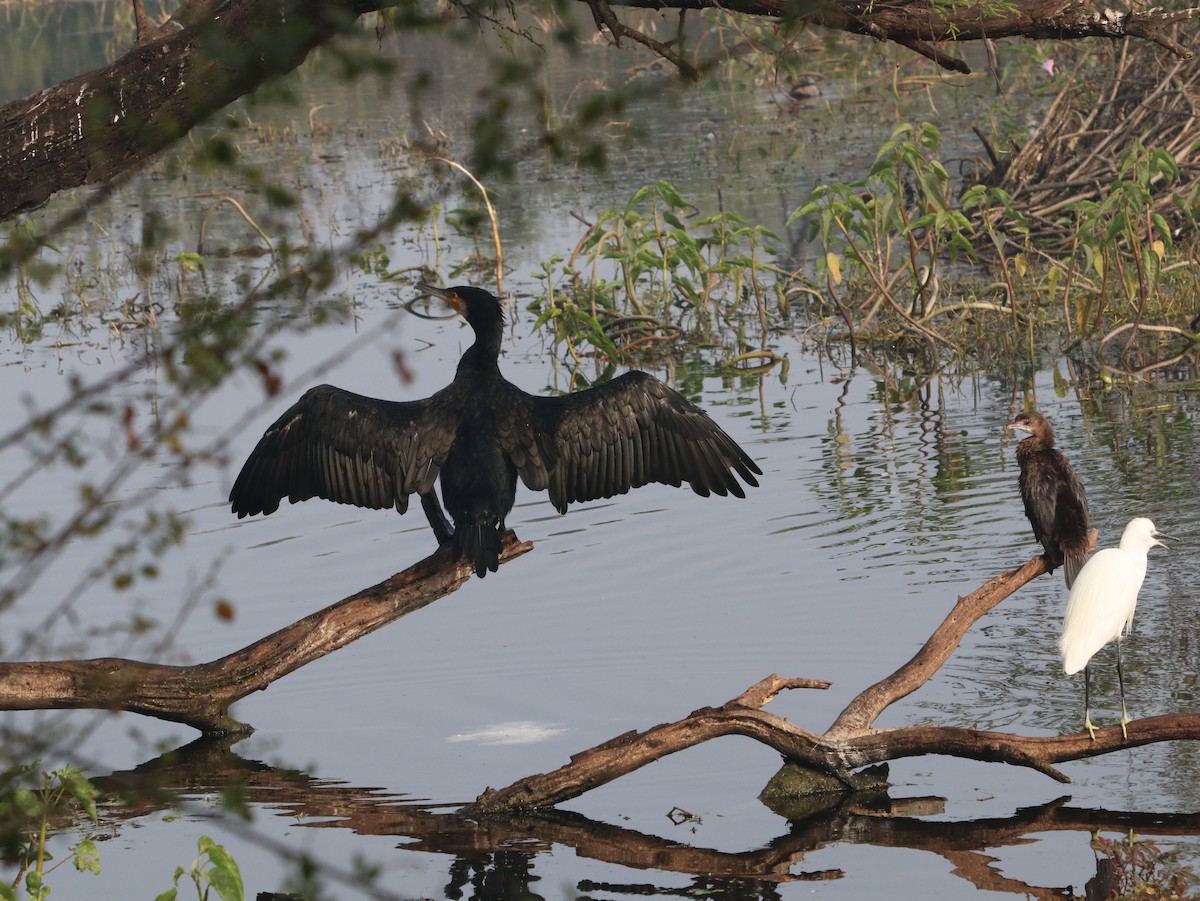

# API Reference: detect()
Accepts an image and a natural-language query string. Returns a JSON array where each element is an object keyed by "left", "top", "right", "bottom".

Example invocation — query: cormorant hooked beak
[{"left": 417, "top": 283, "right": 464, "bottom": 316}]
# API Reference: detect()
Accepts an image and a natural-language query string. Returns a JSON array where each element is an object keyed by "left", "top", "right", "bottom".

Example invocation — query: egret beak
[
  {"left": 417, "top": 283, "right": 464, "bottom": 315},
  {"left": 1152, "top": 530, "right": 1171, "bottom": 550}
]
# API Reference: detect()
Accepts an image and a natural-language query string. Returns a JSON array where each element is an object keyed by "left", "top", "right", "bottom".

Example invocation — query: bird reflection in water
[{"left": 446, "top": 850, "right": 544, "bottom": 901}]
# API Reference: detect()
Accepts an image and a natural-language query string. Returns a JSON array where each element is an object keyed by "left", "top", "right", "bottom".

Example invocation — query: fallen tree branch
[
  {"left": 461, "top": 533, "right": 1200, "bottom": 815},
  {"left": 0, "top": 534, "right": 532, "bottom": 734},
  {"left": 588, "top": 0, "right": 1197, "bottom": 74}
]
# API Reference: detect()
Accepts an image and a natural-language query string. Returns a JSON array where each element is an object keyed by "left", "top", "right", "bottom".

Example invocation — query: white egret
[{"left": 1060, "top": 517, "right": 1168, "bottom": 740}]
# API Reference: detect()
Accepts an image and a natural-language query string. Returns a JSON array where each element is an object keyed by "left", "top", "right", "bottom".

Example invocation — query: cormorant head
[
  {"left": 1007, "top": 411, "right": 1053, "bottom": 444},
  {"left": 417, "top": 284, "right": 505, "bottom": 334}
]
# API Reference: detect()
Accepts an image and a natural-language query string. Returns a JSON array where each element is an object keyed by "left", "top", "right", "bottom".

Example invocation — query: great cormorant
[
  {"left": 1006, "top": 410, "right": 1089, "bottom": 587},
  {"left": 230, "top": 284, "right": 762, "bottom": 577},
  {"left": 1061, "top": 517, "right": 1167, "bottom": 739}
]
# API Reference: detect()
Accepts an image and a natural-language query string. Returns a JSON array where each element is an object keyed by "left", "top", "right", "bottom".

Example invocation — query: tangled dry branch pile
[{"left": 981, "top": 37, "right": 1200, "bottom": 249}]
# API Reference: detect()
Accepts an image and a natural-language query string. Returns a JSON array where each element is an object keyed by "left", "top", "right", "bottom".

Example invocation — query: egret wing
[
  {"left": 229, "top": 384, "right": 456, "bottom": 517},
  {"left": 1060, "top": 548, "right": 1140, "bottom": 675}
]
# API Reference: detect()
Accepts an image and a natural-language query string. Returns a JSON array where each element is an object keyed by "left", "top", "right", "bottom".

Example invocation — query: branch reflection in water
[{"left": 90, "top": 734, "right": 1200, "bottom": 900}]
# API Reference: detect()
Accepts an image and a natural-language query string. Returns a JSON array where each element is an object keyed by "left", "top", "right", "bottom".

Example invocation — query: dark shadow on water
[{"left": 88, "top": 734, "right": 1200, "bottom": 900}]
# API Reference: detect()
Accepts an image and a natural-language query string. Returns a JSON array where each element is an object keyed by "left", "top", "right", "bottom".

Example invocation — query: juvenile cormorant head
[{"left": 1006, "top": 410, "right": 1054, "bottom": 445}]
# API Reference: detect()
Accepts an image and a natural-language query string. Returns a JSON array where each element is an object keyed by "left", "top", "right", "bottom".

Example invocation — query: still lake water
[{"left": 2, "top": 5, "right": 1200, "bottom": 899}]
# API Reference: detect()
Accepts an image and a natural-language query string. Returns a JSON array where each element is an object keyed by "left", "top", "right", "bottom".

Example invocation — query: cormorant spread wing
[
  {"left": 231, "top": 285, "right": 761, "bottom": 578},
  {"left": 230, "top": 384, "right": 455, "bottom": 518},
  {"left": 521, "top": 372, "right": 760, "bottom": 513}
]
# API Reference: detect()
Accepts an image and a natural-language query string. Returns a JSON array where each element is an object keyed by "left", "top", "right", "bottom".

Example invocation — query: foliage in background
[
  {"left": 790, "top": 122, "right": 977, "bottom": 342},
  {"left": 530, "top": 181, "right": 791, "bottom": 367},
  {"left": 789, "top": 121, "right": 1199, "bottom": 371}
]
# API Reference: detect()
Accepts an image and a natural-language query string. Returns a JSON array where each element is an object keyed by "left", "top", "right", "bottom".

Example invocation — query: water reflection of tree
[
  {"left": 82, "top": 734, "right": 1200, "bottom": 900},
  {"left": 813, "top": 366, "right": 983, "bottom": 545}
]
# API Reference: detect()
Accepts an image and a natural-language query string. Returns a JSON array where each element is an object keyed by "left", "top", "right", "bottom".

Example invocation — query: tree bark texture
[
  {"left": 594, "top": 0, "right": 1196, "bottom": 74},
  {"left": 0, "top": 535, "right": 532, "bottom": 734},
  {"left": 0, "top": 0, "right": 387, "bottom": 219}
]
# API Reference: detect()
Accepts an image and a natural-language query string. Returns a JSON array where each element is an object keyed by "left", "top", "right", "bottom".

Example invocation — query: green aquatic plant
[
  {"left": 530, "top": 180, "right": 784, "bottom": 360},
  {"left": 789, "top": 122, "right": 976, "bottom": 338},
  {"left": 1063, "top": 142, "right": 1182, "bottom": 338},
  {"left": 0, "top": 764, "right": 101, "bottom": 901},
  {"left": 156, "top": 836, "right": 243, "bottom": 901}
]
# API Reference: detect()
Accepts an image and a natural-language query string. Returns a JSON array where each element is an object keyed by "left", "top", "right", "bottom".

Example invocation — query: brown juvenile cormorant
[
  {"left": 230, "top": 284, "right": 762, "bottom": 577},
  {"left": 1006, "top": 411, "right": 1089, "bottom": 587}
]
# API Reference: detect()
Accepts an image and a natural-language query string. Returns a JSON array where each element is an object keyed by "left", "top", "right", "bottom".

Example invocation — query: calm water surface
[{"left": 2, "top": 6, "right": 1199, "bottom": 899}]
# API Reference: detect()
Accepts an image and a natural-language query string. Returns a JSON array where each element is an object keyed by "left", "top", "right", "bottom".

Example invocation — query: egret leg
[
  {"left": 1083, "top": 664, "right": 1097, "bottom": 741},
  {"left": 1116, "top": 639, "right": 1130, "bottom": 740}
]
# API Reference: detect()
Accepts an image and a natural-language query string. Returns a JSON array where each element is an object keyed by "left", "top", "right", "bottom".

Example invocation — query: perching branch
[
  {"left": 462, "top": 531, "right": 1200, "bottom": 814},
  {"left": 0, "top": 535, "right": 532, "bottom": 734}
]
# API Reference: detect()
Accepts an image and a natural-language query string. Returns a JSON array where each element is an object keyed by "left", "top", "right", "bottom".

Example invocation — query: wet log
[{"left": 0, "top": 534, "right": 532, "bottom": 734}]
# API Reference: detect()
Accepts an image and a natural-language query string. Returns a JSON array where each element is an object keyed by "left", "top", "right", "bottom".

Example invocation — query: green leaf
[
  {"left": 11, "top": 788, "right": 42, "bottom": 817},
  {"left": 1150, "top": 213, "right": 1172, "bottom": 243},
  {"left": 626, "top": 185, "right": 652, "bottom": 208},
  {"left": 73, "top": 838, "right": 101, "bottom": 875},
  {"left": 24, "top": 870, "right": 46, "bottom": 901},
  {"left": 153, "top": 890, "right": 178, "bottom": 901},
  {"left": 55, "top": 767, "right": 100, "bottom": 824},
  {"left": 654, "top": 181, "right": 686, "bottom": 209},
  {"left": 203, "top": 841, "right": 244, "bottom": 901}
]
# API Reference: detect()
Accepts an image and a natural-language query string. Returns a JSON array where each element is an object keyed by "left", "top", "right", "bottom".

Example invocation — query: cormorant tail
[
  {"left": 456, "top": 521, "right": 501, "bottom": 577},
  {"left": 1063, "top": 551, "right": 1087, "bottom": 590}
]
